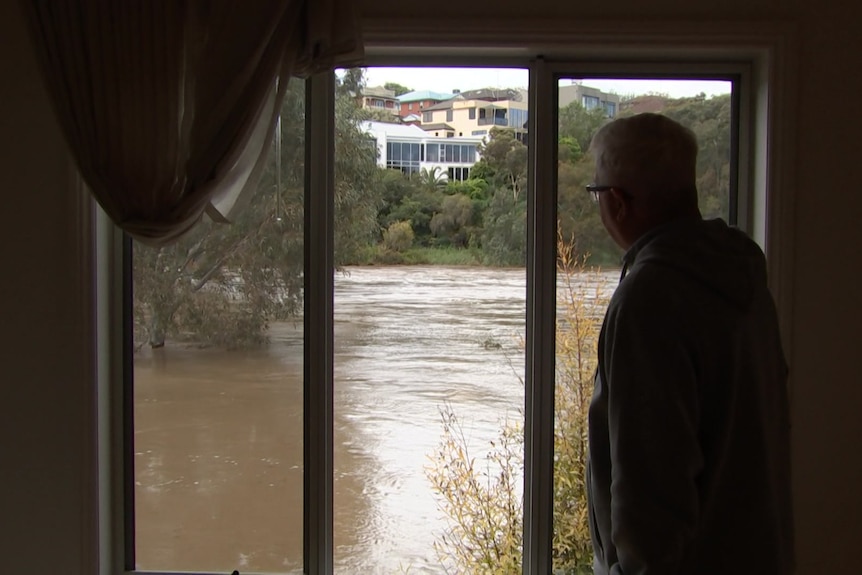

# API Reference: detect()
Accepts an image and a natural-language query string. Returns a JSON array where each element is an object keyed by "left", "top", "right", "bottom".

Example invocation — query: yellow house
[{"left": 420, "top": 88, "right": 530, "bottom": 141}]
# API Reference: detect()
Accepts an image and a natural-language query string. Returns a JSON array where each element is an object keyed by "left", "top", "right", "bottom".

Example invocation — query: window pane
[
  {"left": 552, "top": 77, "right": 733, "bottom": 573},
  {"left": 131, "top": 79, "right": 306, "bottom": 573},
  {"left": 334, "top": 66, "right": 528, "bottom": 573}
]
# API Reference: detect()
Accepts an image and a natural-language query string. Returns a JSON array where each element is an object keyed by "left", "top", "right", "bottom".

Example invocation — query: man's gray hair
[{"left": 590, "top": 113, "right": 699, "bottom": 207}]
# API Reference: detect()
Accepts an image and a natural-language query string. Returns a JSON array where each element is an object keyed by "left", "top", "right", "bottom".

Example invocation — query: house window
[
  {"left": 446, "top": 109, "right": 454, "bottom": 122},
  {"left": 469, "top": 107, "right": 476, "bottom": 119},
  {"left": 386, "top": 141, "right": 422, "bottom": 174},
  {"left": 448, "top": 166, "right": 471, "bottom": 181},
  {"left": 123, "top": 62, "right": 752, "bottom": 575},
  {"left": 423, "top": 111, "right": 433, "bottom": 123},
  {"left": 603, "top": 101, "right": 616, "bottom": 117},
  {"left": 581, "top": 94, "right": 600, "bottom": 109}
]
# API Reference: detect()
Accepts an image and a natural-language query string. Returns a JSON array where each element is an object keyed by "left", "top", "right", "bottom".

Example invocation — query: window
[
  {"left": 446, "top": 109, "right": 454, "bottom": 122},
  {"left": 387, "top": 141, "right": 422, "bottom": 174},
  {"left": 423, "top": 111, "right": 433, "bottom": 122},
  {"left": 131, "top": 78, "right": 307, "bottom": 573},
  {"left": 448, "top": 166, "right": 471, "bottom": 181},
  {"left": 582, "top": 94, "right": 600, "bottom": 109},
  {"left": 509, "top": 108, "right": 529, "bottom": 129},
  {"left": 121, "top": 57, "right": 761, "bottom": 575},
  {"left": 603, "top": 101, "right": 616, "bottom": 117},
  {"left": 553, "top": 75, "right": 735, "bottom": 574},
  {"left": 469, "top": 107, "right": 476, "bottom": 119},
  {"left": 426, "top": 142, "right": 439, "bottom": 162}
]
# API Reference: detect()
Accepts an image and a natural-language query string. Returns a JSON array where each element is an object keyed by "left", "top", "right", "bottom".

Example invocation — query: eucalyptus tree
[{"left": 133, "top": 73, "right": 382, "bottom": 349}]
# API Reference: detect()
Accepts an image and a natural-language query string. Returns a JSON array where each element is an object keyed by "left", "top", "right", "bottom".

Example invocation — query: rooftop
[
  {"left": 362, "top": 85, "right": 397, "bottom": 99},
  {"left": 397, "top": 89, "right": 456, "bottom": 103},
  {"left": 419, "top": 122, "right": 455, "bottom": 131}
]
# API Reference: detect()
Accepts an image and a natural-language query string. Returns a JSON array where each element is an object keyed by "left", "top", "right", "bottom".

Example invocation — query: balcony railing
[{"left": 478, "top": 117, "right": 508, "bottom": 126}]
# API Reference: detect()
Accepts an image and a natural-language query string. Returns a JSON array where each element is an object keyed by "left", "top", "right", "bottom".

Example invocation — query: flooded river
[{"left": 133, "top": 265, "right": 617, "bottom": 574}]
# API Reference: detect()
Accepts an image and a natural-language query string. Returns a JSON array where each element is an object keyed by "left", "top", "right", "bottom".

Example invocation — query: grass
[{"left": 354, "top": 245, "right": 484, "bottom": 266}]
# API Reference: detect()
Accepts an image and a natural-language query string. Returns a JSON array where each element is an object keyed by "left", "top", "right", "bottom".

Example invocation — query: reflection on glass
[
  {"left": 552, "top": 78, "right": 733, "bottom": 573},
  {"left": 333, "top": 67, "right": 528, "bottom": 573},
  {"left": 132, "top": 79, "right": 306, "bottom": 573}
]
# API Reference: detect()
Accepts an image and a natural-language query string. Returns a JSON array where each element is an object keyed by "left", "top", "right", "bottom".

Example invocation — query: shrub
[
  {"left": 426, "top": 235, "right": 609, "bottom": 574},
  {"left": 383, "top": 220, "right": 415, "bottom": 252}
]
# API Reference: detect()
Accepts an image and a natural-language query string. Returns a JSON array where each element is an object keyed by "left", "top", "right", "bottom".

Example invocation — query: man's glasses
[{"left": 585, "top": 184, "right": 625, "bottom": 203}]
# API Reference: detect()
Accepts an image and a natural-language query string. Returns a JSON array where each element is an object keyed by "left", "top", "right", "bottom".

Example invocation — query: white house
[{"left": 362, "top": 121, "right": 485, "bottom": 182}]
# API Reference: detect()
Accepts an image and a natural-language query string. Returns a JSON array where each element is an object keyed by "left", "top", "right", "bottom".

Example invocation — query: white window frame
[{"left": 91, "top": 18, "right": 797, "bottom": 575}]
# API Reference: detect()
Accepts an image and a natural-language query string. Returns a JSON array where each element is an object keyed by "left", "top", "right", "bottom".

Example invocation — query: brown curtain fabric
[{"left": 23, "top": 0, "right": 362, "bottom": 245}]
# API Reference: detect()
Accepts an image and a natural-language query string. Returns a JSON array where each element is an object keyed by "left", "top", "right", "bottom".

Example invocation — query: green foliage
[
  {"left": 662, "top": 94, "right": 731, "bottom": 219},
  {"left": 418, "top": 166, "right": 448, "bottom": 192},
  {"left": 383, "top": 220, "right": 415, "bottom": 252},
  {"left": 337, "top": 67, "right": 365, "bottom": 98},
  {"left": 476, "top": 128, "right": 528, "bottom": 200},
  {"left": 481, "top": 188, "right": 526, "bottom": 267},
  {"left": 384, "top": 81, "right": 413, "bottom": 96},
  {"left": 375, "top": 169, "right": 446, "bottom": 248},
  {"left": 132, "top": 80, "right": 309, "bottom": 349},
  {"left": 134, "top": 71, "right": 382, "bottom": 349},
  {"left": 430, "top": 194, "right": 477, "bottom": 248},
  {"left": 557, "top": 159, "right": 622, "bottom": 266},
  {"left": 399, "top": 246, "right": 481, "bottom": 266},
  {"left": 427, "top": 407, "right": 524, "bottom": 575},
  {"left": 558, "top": 136, "right": 583, "bottom": 164},
  {"left": 360, "top": 107, "right": 402, "bottom": 123},
  {"left": 447, "top": 178, "right": 491, "bottom": 205},
  {"left": 474, "top": 129, "right": 529, "bottom": 266},
  {"left": 551, "top": 243, "right": 607, "bottom": 572},
  {"left": 426, "top": 237, "right": 610, "bottom": 574},
  {"left": 558, "top": 102, "right": 609, "bottom": 155}
]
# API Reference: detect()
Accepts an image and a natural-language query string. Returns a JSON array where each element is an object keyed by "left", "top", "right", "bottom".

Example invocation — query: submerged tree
[{"left": 133, "top": 71, "right": 381, "bottom": 349}]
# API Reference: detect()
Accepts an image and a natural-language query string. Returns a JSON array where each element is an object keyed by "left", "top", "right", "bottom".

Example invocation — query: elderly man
[{"left": 585, "top": 113, "right": 794, "bottom": 574}]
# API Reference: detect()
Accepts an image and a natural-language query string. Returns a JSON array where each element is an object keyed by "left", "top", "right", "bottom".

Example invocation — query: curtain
[{"left": 23, "top": 0, "right": 362, "bottom": 245}]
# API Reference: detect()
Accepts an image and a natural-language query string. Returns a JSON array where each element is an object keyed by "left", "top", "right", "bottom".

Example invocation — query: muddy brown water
[{"left": 133, "top": 265, "right": 617, "bottom": 573}]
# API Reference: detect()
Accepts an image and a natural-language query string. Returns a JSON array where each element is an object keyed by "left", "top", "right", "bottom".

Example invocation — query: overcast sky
[{"left": 362, "top": 67, "right": 731, "bottom": 99}]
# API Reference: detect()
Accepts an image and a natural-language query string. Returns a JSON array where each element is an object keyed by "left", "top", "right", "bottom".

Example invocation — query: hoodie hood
[{"left": 621, "top": 218, "right": 768, "bottom": 310}]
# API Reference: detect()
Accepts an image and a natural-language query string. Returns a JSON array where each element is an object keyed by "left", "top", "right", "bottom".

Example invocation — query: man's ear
[{"left": 609, "top": 188, "right": 628, "bottom": 221}]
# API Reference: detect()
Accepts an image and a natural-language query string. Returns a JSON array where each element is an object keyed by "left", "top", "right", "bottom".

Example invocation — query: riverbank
[{"left": 352, "top": 245, "right": 622, "bottom": 268}]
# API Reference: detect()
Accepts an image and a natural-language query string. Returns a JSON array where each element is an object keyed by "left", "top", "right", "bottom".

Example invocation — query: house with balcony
[
  {"left": 362, "top": 120, "right": 484, "bottom": 182},
  {"left": 419, "top": 87, "right": 529, "bottom": 142},
  {"left": 360, "top": 85, "right": 400, "bottom": 116}
]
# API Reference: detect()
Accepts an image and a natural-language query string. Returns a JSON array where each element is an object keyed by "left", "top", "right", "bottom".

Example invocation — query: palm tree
[{"left": 417, "top": 166, "right": 447, "bottom": 191}]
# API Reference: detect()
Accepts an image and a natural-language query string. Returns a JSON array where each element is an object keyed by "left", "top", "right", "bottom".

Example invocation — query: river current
[{"left": 133, "top": 265, "right": 617, "bottom": 573}]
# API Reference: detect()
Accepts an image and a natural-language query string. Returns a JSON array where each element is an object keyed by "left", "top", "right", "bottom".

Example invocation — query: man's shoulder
[{"left": 613, "top": 261, "right": 686, "bottom": 304}]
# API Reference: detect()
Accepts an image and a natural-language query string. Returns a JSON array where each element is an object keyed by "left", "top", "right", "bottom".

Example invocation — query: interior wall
[
  {"left": 1, "top": 0, "right": 860, "bottom": 573},
  {"left": 0, "top": 2, "right": 96, "bottom": 573}
]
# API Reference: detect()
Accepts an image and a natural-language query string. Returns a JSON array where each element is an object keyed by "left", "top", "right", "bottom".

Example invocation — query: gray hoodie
[{"left": 587, "top": 218, "right": 794, "bottom": 575}]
